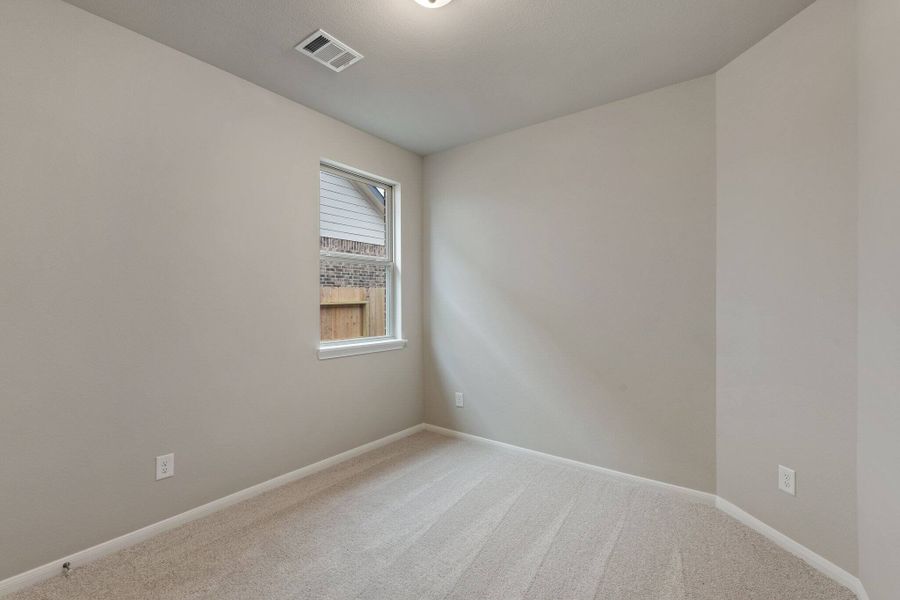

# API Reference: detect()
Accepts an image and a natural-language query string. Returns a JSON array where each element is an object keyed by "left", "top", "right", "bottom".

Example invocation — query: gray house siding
[{"left": 319, "top": 170, "right": 385, "bottom": 246}]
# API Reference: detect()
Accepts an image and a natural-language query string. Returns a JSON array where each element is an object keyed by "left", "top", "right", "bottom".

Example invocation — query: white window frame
[{"left": 317, "top": 161, "right": 405, "bottom": 359}]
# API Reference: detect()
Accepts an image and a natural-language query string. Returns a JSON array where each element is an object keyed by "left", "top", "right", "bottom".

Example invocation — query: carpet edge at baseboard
[
  {"left": 422, "top": 423, "right": 717, "bottom": 505},
  {"left": 716, "top": 497, "right": 868, "bottom": 599},
  {"left": 425, "top": 423, "right": 868, "bottom": 600},
  {"left": 0, "top": 423, "right": 426, "bottom": 597},
  {"left": 1, "top": 422, "right": 869, "bottom": 600}
]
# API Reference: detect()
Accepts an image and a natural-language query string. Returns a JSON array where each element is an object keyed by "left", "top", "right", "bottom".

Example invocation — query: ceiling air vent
[{"left": 295, "top": 29, "right": 363, "bottom": 73}]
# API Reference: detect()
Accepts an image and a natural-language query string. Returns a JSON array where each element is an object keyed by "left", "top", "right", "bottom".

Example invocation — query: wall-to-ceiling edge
[
  {"left": 0, "top": 0, "right": 424, "bottom": 583},
  {"left": 423, "top": 74, "right": 718, "bottom": 495},
  {"left": 715, "top": 0, "right": 859, "bottom": 578},
  {"left": 1, "top": 0, "right": 896, "bottom": 597}
]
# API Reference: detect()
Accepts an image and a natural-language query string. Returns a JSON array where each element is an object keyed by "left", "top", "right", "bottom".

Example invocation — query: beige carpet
[{"left": 9, "top": 431, "right": 856, "bottom": 600}]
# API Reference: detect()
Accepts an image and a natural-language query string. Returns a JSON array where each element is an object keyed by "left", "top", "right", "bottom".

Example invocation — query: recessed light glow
[{"left": 415, "top": 0, "right": 454, "bottom": 7}]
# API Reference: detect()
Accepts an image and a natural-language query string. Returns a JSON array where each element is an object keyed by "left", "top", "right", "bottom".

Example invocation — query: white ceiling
[{"left": 63, "top": 0, "right": 814, "bottom": 155}]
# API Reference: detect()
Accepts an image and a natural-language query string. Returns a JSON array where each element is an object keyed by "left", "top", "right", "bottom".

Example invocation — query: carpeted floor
[{"left": 9, "top": 431, "right": 856, "bottom": 600}]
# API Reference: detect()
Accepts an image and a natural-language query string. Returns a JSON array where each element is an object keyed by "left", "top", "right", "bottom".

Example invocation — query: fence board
[{"left": 320, "top": 287, "right": 385, "bottom": 341}]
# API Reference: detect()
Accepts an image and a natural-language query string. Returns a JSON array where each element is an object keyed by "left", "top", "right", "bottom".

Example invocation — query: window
[{"left": 318, "top": 163, "right": 404, "bottom": 358}]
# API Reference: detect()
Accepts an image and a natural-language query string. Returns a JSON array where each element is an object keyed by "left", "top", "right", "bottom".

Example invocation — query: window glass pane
[
  {"left": 320, "top": 170, "right": 386, "bottom": 258},
  {"left": 320, "top": 260, "right": 388, "bottom": 341}
]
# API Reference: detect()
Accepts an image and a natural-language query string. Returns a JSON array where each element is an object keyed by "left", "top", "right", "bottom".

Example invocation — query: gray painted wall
[
  {"left": 424, "top": 77, "right": 717, "bottom": 493},
  {"left": 716, "top": 0, "right": 858, "bottom": 574},
  {"left": 858, "top": 0, "right": 900, "bottom": 597},
  {"left": 2, "top": 0, "right": 895, "bottom": 592},
  {"left": 0, "top": 0, "right": 422, "bottom": 580}
]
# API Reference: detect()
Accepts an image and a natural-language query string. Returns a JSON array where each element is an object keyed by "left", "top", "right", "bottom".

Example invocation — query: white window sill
[{"left": 318, "top": 338, "right": 407, "bottom": 360}]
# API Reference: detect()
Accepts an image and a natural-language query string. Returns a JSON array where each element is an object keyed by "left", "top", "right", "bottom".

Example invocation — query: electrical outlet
[
  {"left": 156, "top": 453, "right": 174, "bottom": 480},
  {"left": 778, "top": 465, "right": 795, "bottom": 496},
  {"left": 455, "top": 392, "right": 464, "bottom": 408}
]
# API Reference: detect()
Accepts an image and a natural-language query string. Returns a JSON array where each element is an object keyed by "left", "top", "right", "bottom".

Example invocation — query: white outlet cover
[
  {"left": 156, "top": 453, "right": 174, "bottom": 480},
  {"left": 778, "top": 465, "right": 795, "bottom": 496},
  {"left": 455, "top": 392, "right": 464, "bottom": 408}
]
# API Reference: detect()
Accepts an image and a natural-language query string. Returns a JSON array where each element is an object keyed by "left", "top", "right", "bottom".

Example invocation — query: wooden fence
[{"left": 320, "top": 287, "right": 386, "bottom": 341}]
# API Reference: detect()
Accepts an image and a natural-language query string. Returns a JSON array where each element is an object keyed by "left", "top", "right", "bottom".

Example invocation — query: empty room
[{"left": 1, "top": 0, "right": 897, "bottom": 598}]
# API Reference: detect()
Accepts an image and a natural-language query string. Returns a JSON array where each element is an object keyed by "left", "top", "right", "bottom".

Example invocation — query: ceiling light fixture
[{"left": 414, "top": 0, "right": 454, "bottom": 8}]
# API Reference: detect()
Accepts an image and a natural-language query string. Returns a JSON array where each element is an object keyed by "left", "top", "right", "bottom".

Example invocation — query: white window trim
[
  {"left": 318, "top": 337, "right": 407, "bottom": 360},
  {"left": 318, "top": 160, "right": 404, "bottom": 359}
]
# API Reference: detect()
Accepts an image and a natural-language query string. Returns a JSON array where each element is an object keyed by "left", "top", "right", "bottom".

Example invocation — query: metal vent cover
[{"left": 295, "top": 29, "right": 363, "bottom": 73}]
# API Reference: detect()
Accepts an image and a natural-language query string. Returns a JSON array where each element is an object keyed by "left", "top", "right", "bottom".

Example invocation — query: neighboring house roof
[{"left": 319, "top": 171, "right": 385, "bottom": 246}]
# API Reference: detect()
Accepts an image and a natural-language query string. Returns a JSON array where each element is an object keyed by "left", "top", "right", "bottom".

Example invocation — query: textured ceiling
[{"left": 63, "top": 0, "right": 814, "bottom": 155}]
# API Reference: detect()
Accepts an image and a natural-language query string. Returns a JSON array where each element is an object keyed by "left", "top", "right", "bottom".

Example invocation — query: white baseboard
[
  {"left": 423, "top": 423, "right": 717, "bottom": 506},
  {"left": 1, "top": 422, "right": 870, "bottom": 600},
  {"left": 0, "top": 423, "right": 425, "bottom": 598},
  {"left": 425, "top": 423, "right": 869, "bottom": 600},
  {"left": 715, "top": 497, "right": 868, "bottom": 599}
]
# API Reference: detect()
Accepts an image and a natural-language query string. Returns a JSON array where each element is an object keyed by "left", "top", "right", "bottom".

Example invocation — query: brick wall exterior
[
  {"left": 319, "top": 237, "right": 387, "bottom": 289},
  {"left": 319, "top": 236, "right": 385, "bottom": 257}
]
